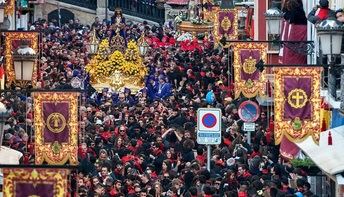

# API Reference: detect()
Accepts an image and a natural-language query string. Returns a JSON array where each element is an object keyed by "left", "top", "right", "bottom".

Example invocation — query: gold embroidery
[
  {"left": 274, "top": 67, "right": 322, "bottom": 145},
  {"left": 233, "top": 43, "right": 268, "bottom": 98},
  {"left": 287, "top": 89, "right": 308, "bottom": 109},
  {"left": 46, "top": 113, "right": 66, "bottom": 134},
  {"left": 33, "top": 92, "right": 79, "bottom": 165},
  {"left": 3, "top": 168, "right": 69, "bottom": 197},
  {"left": 221, "top": 16, "right": 232, "bottom": 32},
  {"left": 242, "top": 56, "right": 257, "bottom": 74}
]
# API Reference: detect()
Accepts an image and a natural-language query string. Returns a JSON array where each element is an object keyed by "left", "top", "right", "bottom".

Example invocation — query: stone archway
[{"left": 48, "top": 8, "right": 75, "bottom": 25}]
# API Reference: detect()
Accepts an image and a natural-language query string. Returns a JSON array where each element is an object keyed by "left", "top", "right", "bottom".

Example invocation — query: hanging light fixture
[
  {"left": 138, "top": 33, "right": 149, "bottom": 56},
  {"left": 316, "top": 19, "right": 344, "bottom": 57},
  {"left": 12, "top": 41, "right": 37, "bottom": 85},
  {"left": 264, "top": 3, "right": 283, "bottom": 35},
  {"left": 86, "top": 29, "right": 99, "bottom": 55}
]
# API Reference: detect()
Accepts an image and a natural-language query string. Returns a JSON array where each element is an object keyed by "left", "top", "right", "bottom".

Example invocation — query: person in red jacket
[{"left": 308, "top": 0, "right": 335, "bottom": 24}]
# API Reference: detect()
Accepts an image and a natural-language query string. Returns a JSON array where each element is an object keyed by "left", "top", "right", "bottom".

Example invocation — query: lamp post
[
  {"left": 138, "top": 33, "right": 149, "bottom": 57},
  {"left": 12, "top": 41, "right": 37, "bottom": 88},
  {"left": 316, "top": 19, "right": 344, "bottom": 100},
  {"left": 86, "top": 29, "right": 99, "bottom": 56}
]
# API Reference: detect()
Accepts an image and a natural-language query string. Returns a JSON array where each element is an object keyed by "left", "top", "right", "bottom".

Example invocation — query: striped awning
[{"left": 166, "top": 0, "right": 189, "bottom": 5}]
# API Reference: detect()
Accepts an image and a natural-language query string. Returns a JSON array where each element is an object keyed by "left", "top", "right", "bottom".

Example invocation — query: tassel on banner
[
  {"left": 321, "top": 119, "right": 327, "bottom": 132},
  {"left": 328, "top": 131, "right": 333, "bottom": 145}
]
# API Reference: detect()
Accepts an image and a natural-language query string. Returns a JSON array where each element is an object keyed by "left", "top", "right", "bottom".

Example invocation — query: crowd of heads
[{"left": 0, "top": 7, "right": 329, "bottom": 197}]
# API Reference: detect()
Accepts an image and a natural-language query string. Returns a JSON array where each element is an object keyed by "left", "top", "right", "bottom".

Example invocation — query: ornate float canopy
[{"left": 86, "top": 34, "right": 148, "bottom": 93}]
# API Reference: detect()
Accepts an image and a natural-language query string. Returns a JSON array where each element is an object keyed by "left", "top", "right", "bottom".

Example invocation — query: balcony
[
  {"left": 57, "top": 0, "right": 97, "bottom": 10},
  {"left": 108, "top": 0, "right": 165, "bottom": 24}
]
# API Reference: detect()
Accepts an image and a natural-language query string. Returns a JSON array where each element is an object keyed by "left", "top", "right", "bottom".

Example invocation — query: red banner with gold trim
[
  {"left": 33, "top": 92, "right": 79, "bottom": 165},
  {"left": 233, "top": 42, "right": 267, "bottom": 98},
  {"left": 274, "top": 67, "right": 322, "bottom": 145},
  {"left": 5, "top": 32, "right": 39, "bottom": 87},
  {"left": 3, "top": 168, "right": 69, "bottom": 197}
]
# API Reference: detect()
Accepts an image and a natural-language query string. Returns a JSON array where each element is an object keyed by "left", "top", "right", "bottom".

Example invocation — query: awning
[
  {"left": 166, "top": 0, "right": 189, "bottom": 5},
  {"left": 296, "top": 125, "right": 344, "bottom": 175}
]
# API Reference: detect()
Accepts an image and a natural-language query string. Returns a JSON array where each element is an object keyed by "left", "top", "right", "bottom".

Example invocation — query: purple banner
[
  {"left": 15, "top": 182, "right": 54, "bottom": 197},
  {"left": 283, "top": 77, "right": 311, "bottom": 120},
  {"left": 240, "top": 49, "right": 260, "bottom": 81},
  {"left": 43, "top": 102, "right": 70, "bottom": 143},
  {"left": 218, "top": 11, "right": 235, "bottom": 36}
]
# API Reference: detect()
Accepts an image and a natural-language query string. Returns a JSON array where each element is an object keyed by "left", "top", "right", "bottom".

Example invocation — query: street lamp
[
  {"left": 316, "top": 19, "right": 344, "bottom": 101},
  {"left": 264, "top": 4, "right": 283, "bottom": 35},
  {"left": 0, "top": 102, "right": 9, "bottom": 147},
  {"left": 86, "top": 29, "right": 99, "bottom": 55},
  {"left": 12, "top": 42, "right": 37, "bottom": 86},
  {"left": 316, "top": 19, "right": 344, "bottom": 58},
  {"left": 138, "top": 33, "right": 149, "bottom": 56}
]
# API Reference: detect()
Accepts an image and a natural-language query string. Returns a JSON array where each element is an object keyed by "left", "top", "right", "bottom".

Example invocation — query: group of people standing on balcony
[
  {"left": 279, "top": 0, "right": 344, "bottom": 64},
  {"left": 307, "top": 0, "right": 344, "bottom": 54}
]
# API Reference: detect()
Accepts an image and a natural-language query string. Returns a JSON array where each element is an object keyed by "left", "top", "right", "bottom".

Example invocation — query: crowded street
[{"left": 0, "top": 0, "right": 344, "bottom": 197}]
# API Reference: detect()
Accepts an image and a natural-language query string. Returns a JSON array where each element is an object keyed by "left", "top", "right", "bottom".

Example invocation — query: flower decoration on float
[
  {"left": 122, "top": 40, "right": 147, "bottom": 76},
  {"left": 85, "top": 39, "right": 147, "bottom": 93}
]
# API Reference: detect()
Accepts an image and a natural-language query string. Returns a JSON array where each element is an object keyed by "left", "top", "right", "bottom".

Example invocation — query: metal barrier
[{"left": 108, "top": 0, "right": 165, "bottom": 24}]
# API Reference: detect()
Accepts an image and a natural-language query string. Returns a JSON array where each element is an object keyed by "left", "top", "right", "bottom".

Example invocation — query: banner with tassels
[
  {"left": 204, "top": 7, "right": 238, "bottom": 44},
  {"left": 2, "top": 168, "right": 69, "bottom": 196},
  {"left": 33, "top": 91, "right": 79, "bottom": 165},
  {"left": 216, "top": 9, "right": 238, "bottom": 41},
  {"left": 233, "top": 42, "right": 267, "bottom": 98},
  {"left": 274, "top": 67, "right": 322, "bottom": 145}
]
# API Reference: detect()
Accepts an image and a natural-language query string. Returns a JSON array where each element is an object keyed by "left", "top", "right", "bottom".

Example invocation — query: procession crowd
[{"left": 4, "top": 0, "right": 344, "bottom": 196}]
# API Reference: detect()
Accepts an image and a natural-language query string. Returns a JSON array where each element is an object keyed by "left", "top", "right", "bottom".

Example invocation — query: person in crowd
[
  {"left": 307, "top": 0, "right": 336, "bottom": 24},
  {"left": 336, "top": 9, "right": 344, "bottom": 22}
]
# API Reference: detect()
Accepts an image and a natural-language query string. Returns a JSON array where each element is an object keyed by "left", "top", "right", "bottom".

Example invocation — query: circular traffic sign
[
  {"left": 238, "top": 100, "right": 260, "bottom": 122},
  {"left": 202, "top": 113, "right": 217, "bottom": 128}
]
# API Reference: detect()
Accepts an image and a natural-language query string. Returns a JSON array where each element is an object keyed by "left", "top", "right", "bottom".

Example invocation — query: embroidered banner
[
  {"left": 274, "top": 67, "right": 322, "bottom": 144},
  {"left": 3, "top": 168, "right": 69, "bottom": 197},
  {"left": 33, "top": 92, "right": 79, "bottom": 165},
  {"left": 233, "top": 42, "right": 267, "bottom": 98},
  {"left": 215, "top": 9, "right": 238, "bottom": 42},
  {"left": 4, "top": 32, "right": 39, "bottom": 87}
]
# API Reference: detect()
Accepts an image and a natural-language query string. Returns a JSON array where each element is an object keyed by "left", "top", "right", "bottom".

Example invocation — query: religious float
[
  {"left": 174, "top": 0, "right": 214, "bottom": 36},
  {"left": 86, "top": 33, "right": 148, "bottom": 93}
]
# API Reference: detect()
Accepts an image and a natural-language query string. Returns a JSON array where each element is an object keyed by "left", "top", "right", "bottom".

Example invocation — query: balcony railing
[
  {"left": 109, "top": 0, "right": 165, "bottom": 24},
  {"left": 57, "top": 0, "right": 97, "bottom": 10}
]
